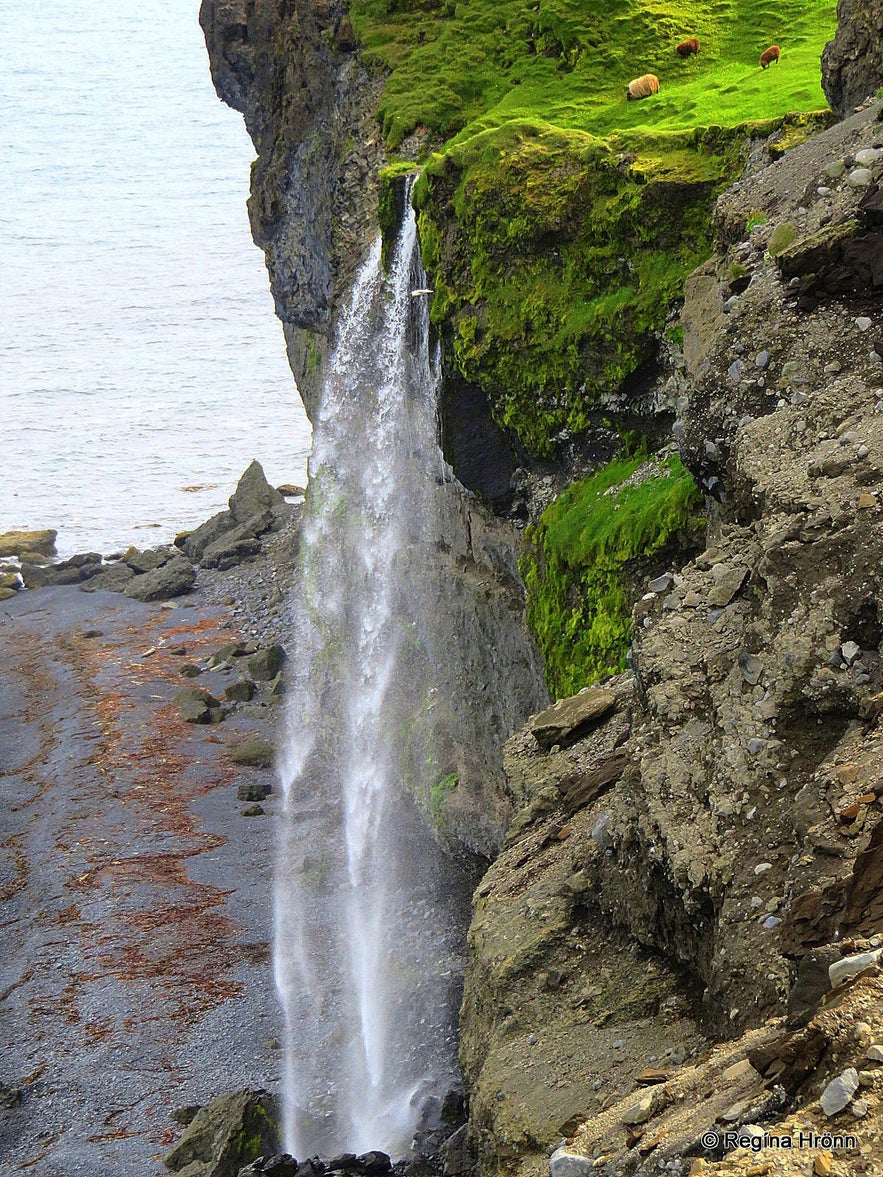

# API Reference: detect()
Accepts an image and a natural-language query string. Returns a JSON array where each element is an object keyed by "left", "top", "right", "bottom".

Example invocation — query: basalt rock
[
  {"left": 822, "top": 0, "right": 883, "bottom": 118},
  {"left": 124, "top": 556, "right": 196, "bottom": 601},
  {"left": 199, "top": 0, "right": 385, "bottom": 415}
]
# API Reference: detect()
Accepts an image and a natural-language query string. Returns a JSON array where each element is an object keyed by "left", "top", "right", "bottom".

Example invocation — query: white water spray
[{"left": 274, "top": 187, "right": 470, "bottom": 1158}]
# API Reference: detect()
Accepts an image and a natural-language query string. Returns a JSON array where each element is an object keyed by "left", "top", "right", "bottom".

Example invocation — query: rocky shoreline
[{"left": 0, "top": 463, "right": 306, "bottom": 1175}]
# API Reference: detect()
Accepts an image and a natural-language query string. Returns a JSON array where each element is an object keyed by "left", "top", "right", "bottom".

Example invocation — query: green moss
[
  {"left": 379, "top": 161, "right": 420, "bottom": 269},
  {"left": 727, "top": 261, "right": 748, "bottom": 282},
  {"left": 767, "top": 219, "right": 799, "bottom": 256},
  {"left": 521, "top": 453, "right": 705, "bottom": 696},
  {"left": 305, "top": 332, "right": 322, "bottom": 373},
  {"left": 430, "top": 771, "right": 459, "bottom": 826},
  {"left": 746, "top": 208, "right": 768, "bottom": 230},
  {"left": 351, "top": 1, "right": 835, "bottom": 456},
  {"left": 416, "top": 121, "right": 748, "bottom": 454}
]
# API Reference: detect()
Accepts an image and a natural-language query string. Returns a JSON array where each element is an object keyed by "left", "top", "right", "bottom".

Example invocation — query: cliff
[{"left": 200, "top": 1, "right": 883, "bottom": 1174}]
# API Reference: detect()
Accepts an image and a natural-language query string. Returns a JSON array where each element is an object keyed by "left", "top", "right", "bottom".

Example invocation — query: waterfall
[{"left": 273, "top": 186, "right": 472, "bottom": 1158}]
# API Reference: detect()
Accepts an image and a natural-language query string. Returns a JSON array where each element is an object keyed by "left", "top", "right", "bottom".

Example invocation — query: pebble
[
  {"left": 824, "top": 159, "right": 846, "bottom": 178},
  {"left": 747, "top": 738, "right": 765, "bottom": 755},
  {"left": 728, "top": 360, "right": 743, "bottom": 381},
  {"left": 855, "top": 147, "right": 883, "bottom": 166},
  {"left": 755, "top": 350, "right": 770, "bottom": 370},
  {"left": 762, "top": 916, "right": 782, "bottom": 930},
  {"left": 848, "top": 168, "right": 873, "bottom": 188},
  {"left": 820, "top": 1068, "right": 859, "bottom": 1116},
  {"left": 824, "top": 360, "right": 842, "bottom": 373},
  {"left": 754, "top": 862, "right": 773, "bottom": 875},
  {"left": 851, "top": 1099, "right": 869, "bottom": 1118},
  {"left": 866, "top": 1045, "right": 883, "bottom": 1062},
  {"left": 857, "top": 444, "right": 869, "bottom": 459},
  {"left": 856, "top": 317, "right": 873, "bottom": 332},
  {"left": 841, "top": 641, "right": 860, "bottom": 664},
  {"left": 817, "top": 186, "right": 832, "bottom": 196}
]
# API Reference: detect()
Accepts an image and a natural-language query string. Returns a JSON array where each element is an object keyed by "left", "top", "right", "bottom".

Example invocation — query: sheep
[
  {"left": 760, "top": 45, "right": 780, "bottom": 69},
  {"left": 675, "top": 37, "right": 700, "bottom": 58},
  {"left": 626, "top": 74, "right": 660, "bottom": 101}
]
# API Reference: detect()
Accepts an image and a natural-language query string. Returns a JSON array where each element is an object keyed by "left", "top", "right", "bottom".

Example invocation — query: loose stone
[
  {"left": 848, "top": 168, "right": 873, "bottom": 188},
  {"left": 819, "top": 1068, "right": 859, "bottom": 1116},
  {"left": 828, "top": 948, "right": 882, "bottom": 987}
]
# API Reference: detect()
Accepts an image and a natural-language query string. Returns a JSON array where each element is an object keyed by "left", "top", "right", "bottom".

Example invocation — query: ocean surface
[{"left": 0, "top": 0, "right": 311, "bottom": 559}]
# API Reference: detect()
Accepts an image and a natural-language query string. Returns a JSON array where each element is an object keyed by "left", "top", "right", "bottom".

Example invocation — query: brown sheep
[
  {"left": 626, "top": 73, "right": 660, "bottom": 101},
  {"left": 675, "top": 37, "right": 700, "bottom": 58},
  {"left": 760, "top": 44, "right": 780, "bottom": 69}
]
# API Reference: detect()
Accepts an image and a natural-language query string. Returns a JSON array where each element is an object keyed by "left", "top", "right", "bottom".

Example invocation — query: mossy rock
[
  {"left": 415, "top": 122, "right": 752, "bottom": 455},
  {"left": 163, "top": 1088, "right": 281, "bottom": 1176},
  {"left": 231, "top": 738, "right": 275, "bottom": 768},
  {"left": 522, "top": 453, "right": 705, "bottom": 696}
]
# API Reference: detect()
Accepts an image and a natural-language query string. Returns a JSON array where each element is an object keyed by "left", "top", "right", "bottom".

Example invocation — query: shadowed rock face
[
  {"left": 822, "top": 0, "right": 883, "bottom": 118},
  {"left": 199, "top": 0, "right": 385, "bottom": 416}
]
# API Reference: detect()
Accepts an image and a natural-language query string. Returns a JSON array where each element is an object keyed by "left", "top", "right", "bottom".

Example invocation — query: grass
[
  {"left": 350, "top": 0, "right": 835, "bottom": 151},
  {"left": 521, "top": 453, "right": 705, "bottom": 696}
]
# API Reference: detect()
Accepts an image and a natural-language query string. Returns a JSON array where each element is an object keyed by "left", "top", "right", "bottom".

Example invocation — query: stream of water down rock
[{"left": 274, "top": 190, "right": 473, "bottom": 1158}]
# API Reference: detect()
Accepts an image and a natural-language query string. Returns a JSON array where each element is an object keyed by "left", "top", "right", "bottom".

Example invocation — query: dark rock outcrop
[
  {"left": 199, "top": 0, "right": 385, "bottom": 414},
  {"left": 182, "top": 461, "right": 289, "bottom": 569},
  {"left": 822, "top": 0, "right": 883, "bottom": 118}
]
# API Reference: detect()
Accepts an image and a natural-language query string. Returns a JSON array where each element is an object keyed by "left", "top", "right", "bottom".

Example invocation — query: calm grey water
[{"left": 0, "top": 0, "right": 311, "bottom": 559}]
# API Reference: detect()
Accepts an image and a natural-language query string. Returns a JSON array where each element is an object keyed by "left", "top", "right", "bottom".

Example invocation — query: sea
[{"left": 0, "top": 0, "right": 312, "bottom": 559}]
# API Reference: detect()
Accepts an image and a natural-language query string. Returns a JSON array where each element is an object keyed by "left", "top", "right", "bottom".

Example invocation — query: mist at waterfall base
[{"left": 274, "top": 195, "right": 473, "bottom": 1158}]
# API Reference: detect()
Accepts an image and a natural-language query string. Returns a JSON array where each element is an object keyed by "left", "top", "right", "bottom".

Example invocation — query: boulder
[
  {"left": 124, "top": 558, "right": 196, "bottom": 602},
  {"left": 238, "top": 1156, "right": 299, "bottom": 1176},
  {"left": 21, "top": 553, "right": 103, "bottom": 588},
  {"left": 530, "top": 688, "right": 616, "bottom": 750},
  {"left": 181, "top": 509, "right": 236, "bottom": 561},
  {"left": 229, "top": 460, "right": 284, "bottom": 525},
  {"left": 124, "top": 546, "right": 170, "bottom": 574},
  {"left": 201, "top": 525, "right": 263, "bottom": 570},
  {"left": 80, "top": 562, "right": 135, "bottom": 593},
  {"left": 0, "top": 529, "right": 57, "bottom": 558},
  {"left": 247, "top": 646, "right": 286, "bottom": 682},
  {"left": 225, "top": 679, "right": 256, "bottom": 703},
  {"left": 174, "top": 687, "right": 223, "bottom": 725},
  {"left": 207, "top": 641, "right": 255, "bottom": 668},
  {"left": 163, "top": 1088, "right": 281, "bottom": 1176},
  {"left": 231, "top": 738, "right": 274, "bottom": 767}
]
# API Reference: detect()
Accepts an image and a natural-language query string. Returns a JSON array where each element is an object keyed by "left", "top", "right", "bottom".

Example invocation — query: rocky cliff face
[
  {"left": 459, "top": 100, "right": 883, "bottom": 1177},
  {"left": 822, "top": 0, "right": 883, "bottom": 118},
  {"left": 200, "top": 0, "right": 385, "bottom": 415},
  {"left": 201, "top": 3, "right": 883, "bottom": 1173}
]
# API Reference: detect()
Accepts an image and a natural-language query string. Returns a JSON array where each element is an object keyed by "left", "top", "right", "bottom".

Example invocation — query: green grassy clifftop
[{"left": 357, "top": 0, "right": 835, "bottom": 457}]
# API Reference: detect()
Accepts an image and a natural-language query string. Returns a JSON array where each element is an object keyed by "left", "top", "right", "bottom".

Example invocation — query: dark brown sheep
[
  {"left": 760, "top": 44, "right": 780, "bottom": 69},
  {"left": 675, "top": 37, "right": 700, "bottom": 58},
  {"left": 626, "top": 73, "right": 660, "bottom": 101}
]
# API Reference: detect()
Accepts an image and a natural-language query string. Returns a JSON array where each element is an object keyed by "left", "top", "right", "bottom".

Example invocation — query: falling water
[{"left": 274, "top": 187, "right": 472, "bottom": 1157}]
